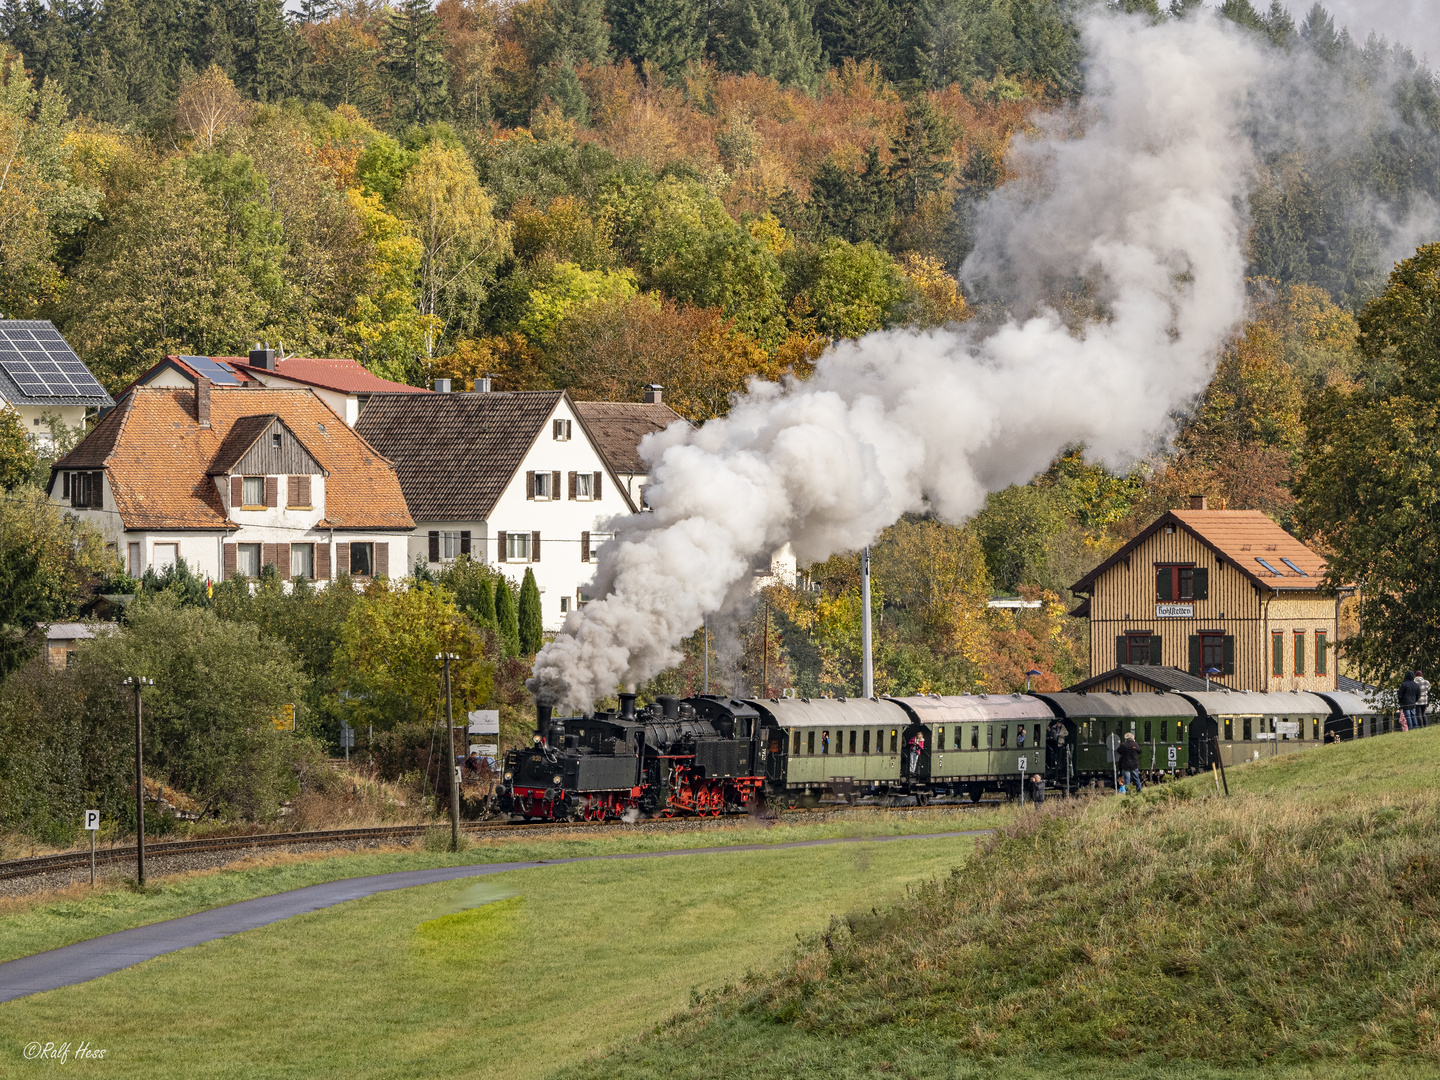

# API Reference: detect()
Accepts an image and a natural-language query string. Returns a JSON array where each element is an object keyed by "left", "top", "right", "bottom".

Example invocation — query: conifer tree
[
  {"left": 607, "top": 0, "right": 704, "bottom": 75},
  {"left": 495, "top": 575, "right": 520, "bottom": 657},
  {"left": 813, "top": 0, "right": 896, "bottom": 72},
  {"left": 518, "top": 567, "right": 543, "bottom": 655},
  {"left": 544, "top": 59, "right": 590, "bottom": 123},
  {"left": 542, "top": 0, "right": 610, "bottom": 66},
  {"left": 380, "top": 0, "right": 452, "bottom": 126},
  {"left": 712, "top": 0, "right": 823, "bottom": 89}
]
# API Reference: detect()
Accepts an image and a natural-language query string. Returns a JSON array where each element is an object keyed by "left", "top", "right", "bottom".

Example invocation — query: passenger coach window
[
  {"left": 1034, "top": 724, "right": 1041, "bottom": 746},
  {"left": 1144, "top": 721, "right": 1152, "bottom": 742},
  {"left": 1243, "top": 718, "right": 1252, "bottom": 740},
  {"left": 1000, "top": 726, "right": 1008, "bottom": 748},
  {"left": 890, "top": 730, "right": 898, "bottom": 753},
  {"left": 793, "top": 730, "right": 801, "bottom": 755},
  {"left": 808, "top": 731, "right": 815, "bottom": 754},
  {"left": 849, "top": 730, "right": 857, "bottom": 753},
  {"left": 1313, "top": 718, "right": 1320, "bottom": 740},
  {"left": 971, "top": 725, "right": 979, "bottom": 749},
  {"left": 986, "top": 726, "right": 993, "bottom": 748},
  {"left": 937, "top": 726, "right": 946, "bottom": 751},
  {"left": 1224, "top": 718, "right": 1233, "bottom": 740},
  {"left": 862, "top": 729, "right": 870, "bottom": 753},
  {"left": 1161, "top": 722, "right": 1168, "bottom": 742}
]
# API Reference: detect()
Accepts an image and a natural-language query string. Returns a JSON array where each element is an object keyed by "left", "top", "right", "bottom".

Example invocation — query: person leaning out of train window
[
  {"left": 1398, "top": 672, "right": 1420, "bottom": 732},
  {"left": 1016, "top": 725, "right": 1026, "bottom": 748},
  {"left": 1416, "top": 670, "right": 1431, "bottom": 728},
  {"left": 1117, "top": 732, "right": 1143, "bottom": 794},
  {"left": 906, "top": 730, "right": 925, "bottom": 776},
  {"left": 821, "top": 730, "right": 830, "bottom": 754}
]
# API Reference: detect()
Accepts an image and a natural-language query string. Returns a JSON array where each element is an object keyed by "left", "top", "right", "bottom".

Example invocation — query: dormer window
[{"left": 553, "top": 419, "right": 571, "bottom": 441}]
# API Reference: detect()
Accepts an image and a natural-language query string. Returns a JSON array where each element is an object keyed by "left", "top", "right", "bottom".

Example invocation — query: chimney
[
  {"left": 619, "top": 692, "right": 637, "bottom": 719},
  {"left": 476, "top": 375, "right": 492, "bottom": 393},
  {"left": 535, "top": 702, "right": 553, "bottom": 744},
  {"left": 432, "top": 378, "right": 451, "bottom": 393},
  {"left": 195, "top": 375, "right": 211, "bottom": 427},
  {"left": 248, "top": 342, "right": 276, "bottom": 371},
  {"left": 1189, "top": 494, "right": 1208, "bottom": 511},
  {"left": 643, "top": 384, "right": 663, "bottom": 404}
]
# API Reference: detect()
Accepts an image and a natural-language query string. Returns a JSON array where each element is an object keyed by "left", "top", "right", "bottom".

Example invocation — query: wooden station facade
[{"left": 1069, "top": 497, "right": 1342, "bottom": 693}]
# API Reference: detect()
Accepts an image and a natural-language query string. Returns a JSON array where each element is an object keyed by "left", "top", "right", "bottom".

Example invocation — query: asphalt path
[{"left": 0, "top": 829, "right": 988, "bottom": 1004}]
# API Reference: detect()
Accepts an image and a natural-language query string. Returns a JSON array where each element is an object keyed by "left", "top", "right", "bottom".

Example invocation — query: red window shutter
[
  {"left": 460, "top": 531, "right": 471, "bottom": 555},
  {"left": 531, "top": 530, "right": 540, "bottom": 562},
  {"left": 223, "top": 544, "right": 237, "bottom": 580},
  {"left": 593, "top": 471, "right": 602, "bottom": 499},
  {"left": 277, "top": 543, "right": 291, "bottom": 580},
  {"left": 497, "top": 531, "right": 507, "bottom": 561},
  {"left": 581, "top": 531, "right": 590, "bottom": 562},
  {"left": 262, "top": 543, "right": 277, "bottom": 570},
  {"left": 568, "top": 471, "right": 577, "bottom": 499},
  {"left": 315, "top": 543, "right": 330, "bottom": 579},
  {"left": 428, "top": 531, "right": 440, "bottom": 562},
  {"left": 265, "top": 477, "right": 278, "bottom": 507},
  {"left": 231, "top": 476, "right": 243, "bottom": 509},
  {"left": 526, "top": 471, "right": 535, "bottom": 499},
  {"left": 336, "top": 542, "right": 350, "bottom": 576},
  {"left": 375, "top": 542, "right": 389, "bottom": 578}
]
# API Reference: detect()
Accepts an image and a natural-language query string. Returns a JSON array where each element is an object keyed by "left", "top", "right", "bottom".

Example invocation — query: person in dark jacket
[
  {"left": 1117, "top": 732, "right": 1142, "bottom": 793},
  {"left": 1399, "top": 672, "right": 1420, "bottom": 731}
]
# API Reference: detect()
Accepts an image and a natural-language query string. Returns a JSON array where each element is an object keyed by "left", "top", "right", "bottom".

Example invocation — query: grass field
[
  {"left": 0, "top": 834, "right": 972, "bottom": 1079},
  {"left": 555, "top": 729, "right": 1440, "bottom": 1080},
  {"left": 0, "top": 807, "right": 993, "bottom": 965}
]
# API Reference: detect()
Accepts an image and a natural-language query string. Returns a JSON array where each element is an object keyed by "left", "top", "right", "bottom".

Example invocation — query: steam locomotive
[{"left": 497, "top": 687, "right": 1382, "bottom": 822}]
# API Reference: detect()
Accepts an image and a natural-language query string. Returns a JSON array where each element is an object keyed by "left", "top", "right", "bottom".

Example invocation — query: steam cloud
[{"left": 529, "top": 12, "right": 1268, "bottom": 712}]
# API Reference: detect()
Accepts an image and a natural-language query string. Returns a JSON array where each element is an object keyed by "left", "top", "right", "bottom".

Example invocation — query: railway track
[{"left": 0, "top": 800, "right": 990, "bottom": 883}]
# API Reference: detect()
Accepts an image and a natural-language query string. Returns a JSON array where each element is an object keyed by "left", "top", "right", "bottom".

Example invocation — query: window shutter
[
  {"left": 262, "top": 543, "right": 277, "bottom": 571},
  {"left": 336, "top": 542, "right": 350, "bottom": 575},
  {"left": 1148, "top": 635, "right": 1162, "bottom": 666},
  {"left": 568, "top": 471, "right": 577, "bottom": 499},
  {"left": 315, "top": 543, "right": 330, "bottom": 579},
  {"left": 1155, "top": 566, "right": 1172, "bottom": 601},
  {"left": 1223, "top": 635, "right": 1235, "bottom": 675},
  {"left": 265, "top": 477, "right": 278, "bottom": 507},
  {"left": 526, "top": 471, "right": 535, "bottom": 499},
  {"left": 593, "top": 471, "right": 602, "bottom": 499},
  {"left": 90, "top": 472, "right": 103, "bottom": 508},
  {"left": 1188, "top": 635, "right": 1201, "bottom": 675},
  {"left": 62, "top": 472, "right": 69, "bottom": 498},
  {"left": 531, "top": 530, "right": 541, "bottom": 561},
  {"left": 231, "top": 476, "right": 243, "bottom": 509},
  {"left": 301, "top": 476, "right": 312, "bottom": 507},
  {"left": 460, "top": 531, "right": 471, "bottom": 555},
  {"left": 428, "top": 531, "right": 440, "bottom": 562},
  {"left": 1116, "top": 636, "right": 1127, "bottom": 667},
  {"left": 1193, "top": 567, "right": 1208, "bottom": 599},
  {"left": 288, "top": 476, "right": 298, "bottom": 507},
  {"left": 376, "top": 542, "right": 388, "bottom": 578},
  {"left": 223, "top": 544, "right": 237, "bottom": 580},
  {"left": 277, "top": 543, "right": 291, "bottom": 581},
  {"left": 581, "top": 531, "right": 590, "bottom": 562},
  {"left": 497, "top": 530, "right": 507, "bottom": 561},
  {"left": 551, "top": 471, "right": 560, "bottom": 499}
]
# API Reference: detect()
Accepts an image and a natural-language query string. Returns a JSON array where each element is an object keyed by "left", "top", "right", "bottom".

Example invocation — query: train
[{"left": 497, "top": 687, "right": 1384, "bottom": 822}]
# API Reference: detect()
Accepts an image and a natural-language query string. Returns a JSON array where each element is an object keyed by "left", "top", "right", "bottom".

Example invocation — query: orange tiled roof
[
  {"left": 1072, "top": 509, "right": 1330, "bottom": 594},
  {"left": 226, "top": 356, "right": 431, "bottom": 396},
  {"left": 51, "top": 387, "right": 413, "bottom": 531}
]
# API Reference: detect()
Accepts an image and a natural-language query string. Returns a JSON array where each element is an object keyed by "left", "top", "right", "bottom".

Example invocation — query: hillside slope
[{"left": 559, "top": 731, "right": 1440, "bottom": 1078}]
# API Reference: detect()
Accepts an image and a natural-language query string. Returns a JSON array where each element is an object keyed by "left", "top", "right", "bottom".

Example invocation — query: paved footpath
[{"left": 0, "top": 829, "right": 987, "bottom": 1004}]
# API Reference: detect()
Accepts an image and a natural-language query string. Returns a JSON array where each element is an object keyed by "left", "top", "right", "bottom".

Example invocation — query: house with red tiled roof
[
  {"left": 1068, "top": 497, "right": 1344, "bottom": 694},
  {"left": 124, "top": 346, "right": 429, "bottom": 427},
  {"left": 49, "top": 382, "right": 413, "bottom": 584}
]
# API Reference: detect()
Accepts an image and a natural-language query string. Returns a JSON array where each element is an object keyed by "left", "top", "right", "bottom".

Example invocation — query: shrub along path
[{"left": 0, "top": 830, "right": 987, "bottom": 1004}]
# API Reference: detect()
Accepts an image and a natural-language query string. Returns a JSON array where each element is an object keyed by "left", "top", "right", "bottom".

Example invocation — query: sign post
[
  {"left": 340, "top": 722, "right": 354, "bottom": 762},
  {"left": 123, "top": 676, "right": 153, "bottom": 887},
  {"left": 1018, "top": 756, "right": 1027, "bottom": 807},
  {"left": 468, "top": 710, "right": 500, "bottom": 767},
  {"left": 436, "top": 654, "right": 459, "bottom": 852},
  {"left": 84, "top": 810, "right": 99, "bottom": 885},
  {"left": 1106, "top": 731, "right": 1120, "bottom": 791}
]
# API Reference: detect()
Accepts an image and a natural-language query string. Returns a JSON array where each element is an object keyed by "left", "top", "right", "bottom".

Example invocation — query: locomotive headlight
[
  {"left": 553, "top": 774, "right": 563, "bottom": 785},
  {"left": 503, "top": 771, "right": 512, "bottom": 781}
]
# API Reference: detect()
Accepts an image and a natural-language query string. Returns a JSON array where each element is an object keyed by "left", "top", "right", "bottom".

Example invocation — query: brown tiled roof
[
  {"left": 572, "top": 401, "right": 687, "bottom": 475},
  {"left": 226, "top": 356, "right": 431, "bottom": 395},
  {"left": 355, "top": 390, "right": 637, "bottom": 521},
  {"left": 50, "top": 387, "right": 412, "bottom": 531},
  {"left": 1072, "top": 509, "right": 1331, "bottom": 594}
]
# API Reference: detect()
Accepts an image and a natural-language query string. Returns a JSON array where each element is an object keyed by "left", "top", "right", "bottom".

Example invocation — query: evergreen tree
[
  {"left": 518, "top": 567, "right": 543, "bottom": 655},
  {"left": 494, "top": 575, "right": 520, "bottom": 657},
  {"left": 889, "top": 97, "right": 954, "bottom": 216},
  {"left": 544, "top": 58, "right": 590, "bottom": 124},
  {"left": 542, "top": 0, "right": 609, "bottom": 66},
  {"left": 808, "top": 145, "right": 897, "bottom": 246},
  {"left": 712, "top": 0, "right": 823, "bottom": 89},
  {"left": 607, "top": 0, "right": 703, "bottom": 75},
  {"left": 380, "top": 0, "right": 451, "bottom": 127},
  {"left": 813, "top": 0, "right": 896, "bottom": 72}
]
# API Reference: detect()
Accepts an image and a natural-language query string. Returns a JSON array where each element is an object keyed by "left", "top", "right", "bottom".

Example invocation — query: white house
[
  {"left": 49, "top": 382, "right": 414, "bottom": 583},
  {"left": 124, "top": 346, "right": 430, "bottom": 428},
  {"left": 0, "top": 320, "right": 112, "bottom": 448},
  {"left": 355, "top": 388, "right": 639, "bottom": 630}
]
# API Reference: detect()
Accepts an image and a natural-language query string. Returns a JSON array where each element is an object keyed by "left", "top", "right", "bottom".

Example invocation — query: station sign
[
  {"left": 1156, "top": 604, "right": 1194, "bottom": 618},
  {"left": 467, "top": 710, "right": 500, "bottom": 735}
]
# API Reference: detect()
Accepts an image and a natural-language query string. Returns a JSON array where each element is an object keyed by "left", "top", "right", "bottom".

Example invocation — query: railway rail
[{"left": 0, "top": 800, "right": 988, "bottom": 883}]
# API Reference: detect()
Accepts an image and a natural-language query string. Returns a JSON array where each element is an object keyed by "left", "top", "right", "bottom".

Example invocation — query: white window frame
[
  {"left": 553, "top": 419, "right": 571, "bottom": 441},
  {"left": 349, "top": 542, "right": 374, "bottom": 577},
  {"left": 441, "top": 531, "right": 462, "bottom": 559},
  {"left": 506, "top": 533, "right": 532, "bottom": 561},
  {"left": 291, "top": 543, "right": 314, "bottom": 580},
  {"left": 576, "top": 473, "right": 594, "bottom": 499},
  {"left": 242, "top": 476, "right": 265, "bottom": 507},
  {"left": 127, "top": 542, "right": 141, "bottom": 577},
  {"left": 236, "top": 543, "right": 261, "bottom": 578},
  {"left": 534, "top": 472, "right": 554, "bottom": 499}
]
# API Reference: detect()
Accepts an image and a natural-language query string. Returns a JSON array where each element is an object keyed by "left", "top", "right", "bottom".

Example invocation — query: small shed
[{"left": 44, "top": 622, "right": 114, "bottom": 668}]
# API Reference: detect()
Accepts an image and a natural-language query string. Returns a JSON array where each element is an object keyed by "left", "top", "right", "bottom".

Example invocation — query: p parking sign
[{"left": 84, "top": 810, "right": 99, "bottom": 831}]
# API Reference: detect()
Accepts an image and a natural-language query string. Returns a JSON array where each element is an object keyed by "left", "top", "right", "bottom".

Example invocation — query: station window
[
  {"left": 1316, "top": 631, "right": 1328, "bottom": 675},
  {"left": 971, "top": 725, "right": 979, "bottom": 749}
]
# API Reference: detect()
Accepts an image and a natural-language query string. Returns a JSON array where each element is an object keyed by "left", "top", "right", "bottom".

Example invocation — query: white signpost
[
  {"left": 84, "top": 810, "right": 99, "bottom": 885},
  {"left": 1018, "top": 756, "right": 1028, "bottom": 807}
]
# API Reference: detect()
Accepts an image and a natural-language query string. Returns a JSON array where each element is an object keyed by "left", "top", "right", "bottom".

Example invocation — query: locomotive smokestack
[
  {"left": 535, "top": 701, "right": 553, "bottom": 743},
  {"left": 619, "top": 692, "right": 637, "bottom": 719}
]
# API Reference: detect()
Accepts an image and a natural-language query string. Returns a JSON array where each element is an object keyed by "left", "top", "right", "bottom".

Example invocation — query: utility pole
[
  {"left": 436, "top": 653, "right": 460, "bottom": 851},
  {"left": 861, "top": 547, "right": 873, "bottom": 699},
  {"left": 123, "top": 677, "right": 153, "bottom": 886}
]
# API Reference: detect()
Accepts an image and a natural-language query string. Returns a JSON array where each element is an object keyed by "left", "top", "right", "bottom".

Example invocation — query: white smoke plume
[{"left": 530, "top": 12, "right": 1267, "bottom": 712}]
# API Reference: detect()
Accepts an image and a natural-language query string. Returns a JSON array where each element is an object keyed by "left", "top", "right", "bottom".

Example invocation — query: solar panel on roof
[
  {"left": 0, "top": 324, "right": 104, "bottom": 398},
  {"left": 183, "top": 355, "right": 243, "bottom": 386}
]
